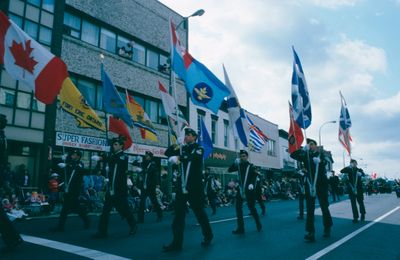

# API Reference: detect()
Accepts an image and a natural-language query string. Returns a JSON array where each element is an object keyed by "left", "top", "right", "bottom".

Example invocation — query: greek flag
[
  {"left": 291, "top": 46, "right": 312, "bottom": 129},
  {"left": 245, "top": 113, "right": 268, "bottom": 153}
]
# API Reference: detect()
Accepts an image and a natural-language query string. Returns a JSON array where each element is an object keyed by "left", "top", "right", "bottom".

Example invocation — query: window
[
  {"left": 197, "top": 110, "right": 205, "bottom": 133},
  {"left": 32, "top": 98, "right": 45, "bottom": 112},
  {"left": 40, "top": 11, "right": 54, "bottom": 27},
  {"left": 28, "top": 0, "right": 40, "bottom": 7},
  {"left": 39, "top": 26, "right": 52, "bottom": 45},
  {"left": 9, "top": 14, "right": 23, "bottom": 27},
  {"left": 26, "top": 4, "right": 40, "bottom": 22},
  {"left": 159, "top": 104, "right": 167, "bottom": 125},
  {"left": 17, "top": 92, "right": 31, "bottom": 109},
  {"left": 146, "top": 49, "right": 158, "bottom": 70},
  {"left": 211, "top": 118, "right": 217, "bottom": 144},
  {"left": 81, "top": 20, "right": 99, "bottom": 46},
  {"left": 9, "top": 0, "right": 25, "bottom": 16},
  {"left": 42, "top": 0, "right": 55, "bottom": 13},
  {"left": 132, "top": 43, "right": 145, "bottom": 65},
  {"left": 0, "top": 89, "right": 15, "bottom": 106},
  {"left": 96, "top": 85, "right": 103, "bottom": 110},
  {"left": 64, "top": 12, "right": 81, "bottom": 38},
  {"left": 24, "top": 20, "right": 39, "bottom": 39},
  {"left": 266, "top": 139, "right": 275, "bottom": 156},
  {"left": 77, "top": 79, "right": 97, "bottom": 108},
  {"left": 223, "top": 120, "right": 229, "bottom": 147},
  {"left": 117, "top": 36, "right": 133, "bottom": 59},
  {"left": 100, "top": 28, "right": 116, "bottom": 53},
  {"left": 145, "top": 100, "right": 158, "bottom": 123}
]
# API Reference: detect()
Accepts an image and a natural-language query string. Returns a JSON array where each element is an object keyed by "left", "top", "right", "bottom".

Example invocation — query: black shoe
[
  {"left": 360, "top": 214, "right": 365, "bottom": 221},
  {"left": 201, "top": 235, "right": 213, "bottom": 247},
  {"left": 353, "top": 218, "right": 359, "bottom": 223},
  {"left": 50, "top": 226, "right": 64, "bottom": 232},
  {"left": 304, "top": 233, "right": 315, "bottom": 242},
  {"left": 162, "top": 244, "right": 182, "bottom": 252},
  {"left": 1, "top": 238, "right": 23, "bottom": 254},
  {"left": 232, "top": 229, "right": 245, "bottom": 235},
  {"left": 129, "top": 225, "right": 138, "bottom": 235},
  {"left": 91, "top": 232, "right": 107, "bottom": 239},
  {"left": 323, "top": 228, "right": 331, "bottom": 238}
]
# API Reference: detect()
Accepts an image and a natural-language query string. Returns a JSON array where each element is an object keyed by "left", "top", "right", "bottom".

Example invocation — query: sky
[{"left": 159, "top": 0, "right": 400, "bottom": 179}]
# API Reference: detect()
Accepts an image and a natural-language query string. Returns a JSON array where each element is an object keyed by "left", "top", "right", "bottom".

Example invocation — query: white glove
[
  {"left": 169, "top": 156, "right": 179, "bottom": 165},
  {"left": 302, "top": 145, "right": 309, "bottom": 151},
  {"left": 104, "top": 178, "right": 109, "bottom": 183},
  {"left": 105, "top": 166, "right": 109, "bottom": 172},
  {"left": 132, "top": 166, "right": 143, "bottom": 173},
  {"left": 58, "top": 163, "right": 66, "bottom": 168},
  {"left": 61, "top": 154, "right": 67, "bottom": 160},
  {"left": 248, "top": 184, "right": 254, "bottom": 190},
  {"left": 313, "top": 157, "right": 320, "bottom": 164},
  {"left": 91, "top": 155, "right": 101, "bottom": 161},
  {"left": 234, "top": 158, "right": 240, "bottom": 165}
]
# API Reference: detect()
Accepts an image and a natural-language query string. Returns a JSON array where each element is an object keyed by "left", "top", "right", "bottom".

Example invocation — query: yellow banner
[{"left": 59, "top": 78, "right": 105, "bottom": 131}]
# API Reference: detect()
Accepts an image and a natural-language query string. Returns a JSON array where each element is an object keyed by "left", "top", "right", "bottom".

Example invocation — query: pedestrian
[
  {"left": 47, "top": 173, "right": 60, "bottom": 212},
  {"left": 135, "top": 151, "right": 163, "bottom": 223},
  {"left": 297, "top": 168, "right": 306, "bottom": 220},
  {"left": 205, "top": 171, "right": 218, "bottom": 215},
  {"left": 162, "top": 128, "right": 213, "bottom": 252},
  {"left": 92, "top": 137, "right": 138, "bottom": 238},
  {"left": 228, "top": 150, "right": 262, "bottom": 234},
  {"left": 51, "top": 149, "right": 90, "bottom": 232},
  {"left": 254, "top": 170, "right": 266, "bottom": 216},
  {"left": 329, "top": 171, "right": 340, "bottom": 202},
  {"left": 340, "top": 159, "right": 366, "bottom": 223},
  {"left": 290, "top": 138, "right": 333, "bottom": 242}
]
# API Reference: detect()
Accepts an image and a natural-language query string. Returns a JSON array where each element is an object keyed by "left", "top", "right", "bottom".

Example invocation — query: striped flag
[
  {"left": 338, "top": 91, "right": 352, "bottom": 155},
  {"left": 245, "top": 113, "right": 269, "bottom": 153}
]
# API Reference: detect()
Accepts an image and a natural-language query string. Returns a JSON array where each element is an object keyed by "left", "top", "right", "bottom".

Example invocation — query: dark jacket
[
  {"left": 228, "top": 161, "right": 257, "bottom": 193},
  {"left": 63, "top": 160, "right": 84, "bottom": 197},
  {"left": 107, "top": 150, "right": 128, "bottom": 197},
  {"left": 165, "top": 143, "right": 204, "bottom": 194},
  {"left": 340, "top": 166, "right": 364, "bottom": 193},
  {"left": 140, "top": 160, "right": 158, "bottom": 191}
]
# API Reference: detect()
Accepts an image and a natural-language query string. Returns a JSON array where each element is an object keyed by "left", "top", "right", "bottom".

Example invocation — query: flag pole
[{"left": 100, "top": 54, "right": 110, "bottom": 184}]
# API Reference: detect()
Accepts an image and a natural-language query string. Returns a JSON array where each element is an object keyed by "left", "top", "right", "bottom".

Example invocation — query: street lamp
[
  {"left": 319, "top": 120, "right": 337, "bottom": 146},
  {"left": 176, "top": 9, "right": 205, "bottom": 30}
]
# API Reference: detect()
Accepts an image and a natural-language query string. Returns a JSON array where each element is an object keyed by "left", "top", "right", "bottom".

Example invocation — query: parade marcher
[
  {"left": 51, "top": 149, "right": 90, "bottom": 232},
  {"left": 162, "top": 128, "right": 213, "bottom": 252},
  {"left": 92, "top": 137, "right": 137, "bottom": 238},
  {"left": 290, "top": 138, "right": 333, "bottom": 242},
  {"left": 228, "top": 150, "right": 262, "bottom": 234},
  {"left": 340, "top": 159, "right": 366, "bottom": 223},
  {"left": 135, "top": 151, "right": 163, "bottom": 223},
  {"left": 329, "top": 171, "right": 340, "bottom": 202},
  {"left": 205, "top": 170, "right": 218, "bottom": 215},
  {"left": 254, "top": 171, "right": 266, "bottom": 216},
  {"left": 297, "top": 168, "right": 306, "bottom": 220},
  {"left": 0, "top": 114, "right": 23, "bottom": 253}
]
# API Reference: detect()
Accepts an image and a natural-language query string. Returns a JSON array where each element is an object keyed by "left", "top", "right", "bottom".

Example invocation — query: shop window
[
  {"left": 100, "top": 28, "right": 116, "bottom": 53},
  {"left": 132, "top": 43, "right": 145, "bottom": 65},
  {"left": 26, "top": 4, "right": 40, "bottom": 22},
  {"left": 146, "top": 49, "right": 158, "bottom": 70},
  {"left": 9, "top": 0, "right": 25, "bottom": 16},
  {"left": 81, "top": 20, "right": 99, "bottom": 46}
]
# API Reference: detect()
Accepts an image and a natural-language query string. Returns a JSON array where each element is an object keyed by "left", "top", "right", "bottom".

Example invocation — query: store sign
[
  {"left": 55, "top": 132, "right": 167, "bottom": 157},
  {"left": 205, "top": 147, "right": 237, "bottom": 167}
]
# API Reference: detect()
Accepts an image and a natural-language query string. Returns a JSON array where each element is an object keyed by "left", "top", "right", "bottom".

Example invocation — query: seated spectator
[{"left": 2, "top": 198, "right": 27, "bottom": 221}]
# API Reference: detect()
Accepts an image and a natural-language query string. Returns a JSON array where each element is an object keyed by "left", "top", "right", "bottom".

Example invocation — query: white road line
[
  {"left": 196, "top": 215, "right": 251, "bottom": 225},
  {"left": 306, "top": 206, "right": 400, "bottom": 260},
  {"left": 21, "top": 235, "right": 131, "bottom": 260}
]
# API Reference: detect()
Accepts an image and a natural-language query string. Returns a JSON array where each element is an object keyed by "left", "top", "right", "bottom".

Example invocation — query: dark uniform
[
  {"left": 340, "top": 160, "right": 366, "bottom": 222},
  {"left": 163, "top": 128, "right": 213, "bottom": 252},
  {"left": 297, "top": 170, "right": 306, "bottom": 219},
  {"left": 54, "top": 150, "right": 90, "bottom": 231},
  {"left": 254, "top": 174, "right": 266, "bottom": 216},
  {"left": 290, "top": 139, "right": 333, "bottom": 242},
  {"left": 93, "top": 139, "right": 137, "bottom": 238},
  {"left": 228, "top": 150, "right": 262, "bottom": 234},
  {"left": 0, "top": 114, "right": 23, "bottom": 252},
  {"left": 329, "top": 173, "right": 340, "bottom": 202},
  {"left": 205, "top": 174, "right": 218, "bottom": 215},
  {"left": 137, "top": 151, "right": 163, "bottom": 223}
]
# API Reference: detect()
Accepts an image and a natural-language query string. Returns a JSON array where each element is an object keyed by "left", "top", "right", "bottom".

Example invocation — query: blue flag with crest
[{"left": 291, "top": 46, "right": 312, "bottom": 129}]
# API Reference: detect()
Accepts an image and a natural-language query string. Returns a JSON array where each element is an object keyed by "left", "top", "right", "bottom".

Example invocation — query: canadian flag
[{"left": 0, "top": 11, "right": 68, "bottom": 104}]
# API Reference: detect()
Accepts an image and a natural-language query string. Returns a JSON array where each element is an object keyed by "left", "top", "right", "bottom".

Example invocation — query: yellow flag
[{"left": 59, "top": 78, "right": 105, "bottom": 131}]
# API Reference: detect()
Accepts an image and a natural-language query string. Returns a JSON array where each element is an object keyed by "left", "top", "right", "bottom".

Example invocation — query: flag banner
[
  {"left": 101, "top": 64, "right": 133, "bottom": 127},
  {"left": 223, "top": 65, "right": 248, "bottom": 147},
  {"left": 109, "top": 116, "right": 133, "bottom": 150},
  {"left": 198, "top": 118, "right": 213, "bottom": 159},
  {"left": 158, "top": 81, "right": 188, "bottom": 144},
  {"left": 169, "top": 19, "right": 231, "bottom": 114},
  {"left": 125, "top": 89, "right": 158, "bottom": 142},
  {"left": 59, "top": 77, "right": 105, "bottom": 131},
  {"left": 291, "top": 46, "right": 312, "bottom": 129},
  {"left": 338, "top": 92, "right": 352, "bottom": 155},
  {"left": 0, "top": 11, "right": 68, "bottom": 104},
  {"left": 288, "top": 102, "right": 304, "bottom": 154},
  {"left": 245, "top": 112, "right": 269, "bottom": 153}
]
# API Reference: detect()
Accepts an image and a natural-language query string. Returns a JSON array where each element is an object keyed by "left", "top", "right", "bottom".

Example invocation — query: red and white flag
[
  {"left": 0, "top": 11, "right": 68, "bottom": 104},
  {"left": 108, "top": 116, "right": 133, "bottom": 151},
  {"left": 288, "top": 102, "right": 304, "bottom": 154}
]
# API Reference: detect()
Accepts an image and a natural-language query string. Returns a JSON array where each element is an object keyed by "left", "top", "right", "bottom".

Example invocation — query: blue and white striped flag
[
  {"left": 291, "top": 46, "right": 312, "bottom": 129},
  {"left": 245, "top": 113, "right": 268, "bottom": 153},
  {"left": 223, "top": 65, "right": 248, "bottom": 147}
]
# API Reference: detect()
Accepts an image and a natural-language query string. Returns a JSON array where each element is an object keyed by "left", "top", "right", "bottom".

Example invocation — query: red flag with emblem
[
  {"left": 288, "top": 102, "right": 304, "bottom": 154},
  {"left": 0, "top": 11, "right": 68, "bottom": 104}
]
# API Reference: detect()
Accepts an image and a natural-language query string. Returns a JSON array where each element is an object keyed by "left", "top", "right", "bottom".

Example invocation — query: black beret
[
  {"left": 306, "top": 138, "right": 317, "bottom": 145},
  {"left": 184, "top": 127, "right": 197, "bottom": 136},
  {"left": 111, "top": 137, "right": 125, "bottom": 145},
  {"left": 69, "top": 149, "right": 82, "bottom": 157},
  {"left": 145, "top": 151, "right": 153, "bottom": 157},
  {"left": 239, "top": 150, "right": 248, "bottom": 156}
]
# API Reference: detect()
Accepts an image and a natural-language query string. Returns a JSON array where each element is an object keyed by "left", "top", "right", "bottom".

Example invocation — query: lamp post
[
  {"left": 318, "top": 120, "right": 337, "bottom": 146},
  {"left": 176, "top": 9, "right": 205, "bottom": 30}
]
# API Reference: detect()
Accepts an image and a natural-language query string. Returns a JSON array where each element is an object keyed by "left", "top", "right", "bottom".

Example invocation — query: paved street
[{"left": 3, "top": 193, "right": 399, "bottom": 260}]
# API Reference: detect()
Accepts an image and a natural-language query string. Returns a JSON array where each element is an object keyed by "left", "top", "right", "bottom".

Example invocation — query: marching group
[{"left": 0, "top": 128, "right": 386, "bottom": 254}]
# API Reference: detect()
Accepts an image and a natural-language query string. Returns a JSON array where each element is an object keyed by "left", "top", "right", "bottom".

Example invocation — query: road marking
[
  {"left": 196, "top": 215, "right": 251, "bottom": 225},
  {"left": 306, "top": 206, "right": 400, "bottom": 260},
  {"left": 21, "top": 235, "right": 131, "bottom": 260}
]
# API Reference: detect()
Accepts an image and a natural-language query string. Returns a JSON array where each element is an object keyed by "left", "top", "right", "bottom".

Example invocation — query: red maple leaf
[{"left": 9, "top": 40, "right": 38, "bottom": 74}]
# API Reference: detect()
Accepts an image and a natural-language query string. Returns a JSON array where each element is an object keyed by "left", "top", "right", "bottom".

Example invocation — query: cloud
[
  {"left": 306, "top": 0, "right": 360, "bottom": 9},
  {"left": 362, "top": 91, "right": 400, "bottom": 117}
]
